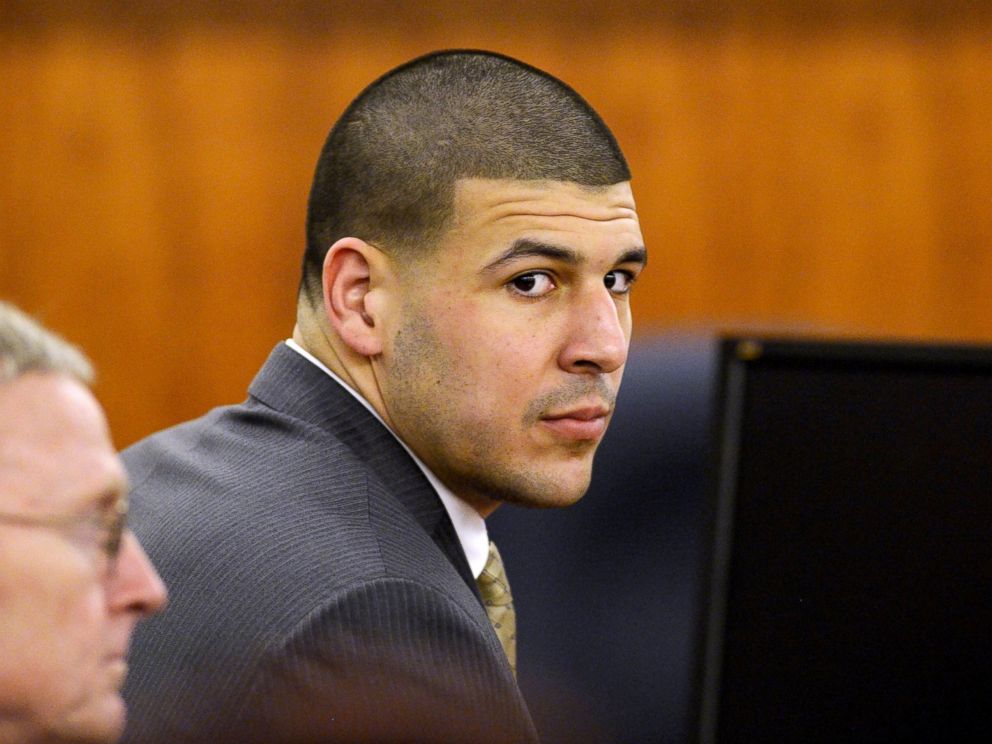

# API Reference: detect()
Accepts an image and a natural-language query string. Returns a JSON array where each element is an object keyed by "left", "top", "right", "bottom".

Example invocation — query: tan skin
[
  {"left": 0, "top": 373, "right": 167, "bottom": 744},
  {"left": 295, "top": 178, "right": 646, "bottom": 518}
]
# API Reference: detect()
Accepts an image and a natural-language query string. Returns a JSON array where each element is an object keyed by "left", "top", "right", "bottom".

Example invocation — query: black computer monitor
[{"left": 696, "top": 337, "right": 992, "bottom": 743}]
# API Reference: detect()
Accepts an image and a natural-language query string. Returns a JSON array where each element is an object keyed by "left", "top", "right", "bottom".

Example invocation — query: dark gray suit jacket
[{"left": 121, "top": 343, "right": 537, "bottom": 744}]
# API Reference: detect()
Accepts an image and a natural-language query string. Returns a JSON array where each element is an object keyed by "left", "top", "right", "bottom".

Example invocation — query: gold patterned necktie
[{"left": 476, "top": 539, "right": 517, "bottom": 677}]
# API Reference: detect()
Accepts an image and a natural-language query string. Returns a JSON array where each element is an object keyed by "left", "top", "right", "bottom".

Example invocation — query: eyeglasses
[{"left": 0, "top": 496, "right": 128, "bottom": 562}]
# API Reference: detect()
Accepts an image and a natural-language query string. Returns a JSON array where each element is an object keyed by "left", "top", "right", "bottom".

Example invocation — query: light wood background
[{"left": 2, "top": 1, "right": 991, "bottom": 446}]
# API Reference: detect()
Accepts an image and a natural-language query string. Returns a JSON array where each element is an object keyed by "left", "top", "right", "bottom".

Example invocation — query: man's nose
[
  {"left": 557, "top": 284, "right": 629, "bottom": 375},
  {"left": 107, "top": 531, "right": 168, "bottom": 617}
]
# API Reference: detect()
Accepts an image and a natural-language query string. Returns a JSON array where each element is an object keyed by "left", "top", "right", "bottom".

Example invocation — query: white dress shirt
[{"left": 284, "top": 339, "right": 489, "bottom": 579}]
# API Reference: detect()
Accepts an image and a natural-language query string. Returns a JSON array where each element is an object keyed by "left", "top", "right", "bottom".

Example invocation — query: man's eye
[
  {"left": 509, "top": 272, "right": 556, "bottom": 298},
  {"left": 604, "top": 270, "right": 635, "bottom": 295}
]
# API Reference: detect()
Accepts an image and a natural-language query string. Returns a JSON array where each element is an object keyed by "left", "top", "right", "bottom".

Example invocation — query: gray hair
[{"left": 0, "top": 302, "right": 94, "bottom": 384}]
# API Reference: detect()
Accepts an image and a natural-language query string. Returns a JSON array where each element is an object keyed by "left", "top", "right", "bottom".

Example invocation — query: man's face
[
  {"left": 0, "top": 373, "right": 166, "bottom": 743},
  {"left": 377, "top": 178, "right": 645, "bottom": 515}
]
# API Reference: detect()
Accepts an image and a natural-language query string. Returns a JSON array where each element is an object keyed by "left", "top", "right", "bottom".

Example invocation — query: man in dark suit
[{"left": 121, "top": 50, "right": 646, "bottom": 743}]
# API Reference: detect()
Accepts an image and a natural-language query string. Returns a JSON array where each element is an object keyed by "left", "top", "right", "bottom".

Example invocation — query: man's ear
[{"left": 321, "top": 237, "right": 386, "bottom": 357}]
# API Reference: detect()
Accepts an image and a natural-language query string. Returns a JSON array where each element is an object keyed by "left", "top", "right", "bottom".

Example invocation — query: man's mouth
[{"left": 539, "top": 405, "right": 611, "bottom": 440}]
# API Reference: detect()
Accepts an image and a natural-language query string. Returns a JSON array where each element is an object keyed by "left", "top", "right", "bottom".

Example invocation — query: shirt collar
[{"left": 284, "top": 339, "right": 490, "bottom": 579}]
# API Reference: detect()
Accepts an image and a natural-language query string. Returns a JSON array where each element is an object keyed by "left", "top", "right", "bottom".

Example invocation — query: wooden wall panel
[{"left": 2, "top": 3, "right": 991, "bottom": 445}]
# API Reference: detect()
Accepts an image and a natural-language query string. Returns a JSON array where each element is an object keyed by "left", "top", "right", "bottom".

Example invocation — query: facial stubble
[{"left": 385, "top": 306, "right": 615, "bottom": 510}]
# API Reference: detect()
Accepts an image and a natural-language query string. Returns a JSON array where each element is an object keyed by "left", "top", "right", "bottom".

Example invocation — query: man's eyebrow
[
  {"left": 482, "top": 240, "right": 648, "bottom": 273},
  {"left": 619, "top": 246, "right": 648, "bottom": 267},
  {"left": 482, "top": 239, "right": 581, "bottom": 273}
]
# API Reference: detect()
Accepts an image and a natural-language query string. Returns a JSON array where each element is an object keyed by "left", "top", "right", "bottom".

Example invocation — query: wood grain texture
[{"left": 2, "top": 3, "right": 991, "bottom": 445}]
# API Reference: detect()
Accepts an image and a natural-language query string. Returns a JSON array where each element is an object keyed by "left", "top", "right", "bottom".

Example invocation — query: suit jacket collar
[{"left": 247, "top": 342, "right": 480, "bottom": 599}]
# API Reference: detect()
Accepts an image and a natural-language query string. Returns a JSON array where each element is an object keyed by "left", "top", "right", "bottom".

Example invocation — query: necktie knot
[{"left": 476, "top": 540, "right": 517, "bottom": 676}]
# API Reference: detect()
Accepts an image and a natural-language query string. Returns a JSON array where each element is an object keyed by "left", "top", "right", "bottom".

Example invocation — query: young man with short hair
[{"left": 122, "top": 51, "right": 646, "bottom": 743}]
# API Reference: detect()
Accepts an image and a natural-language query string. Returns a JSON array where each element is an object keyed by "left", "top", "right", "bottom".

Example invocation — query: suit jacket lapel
[{"left": 246, "top": 343, "right": 480, "bottom": 600}]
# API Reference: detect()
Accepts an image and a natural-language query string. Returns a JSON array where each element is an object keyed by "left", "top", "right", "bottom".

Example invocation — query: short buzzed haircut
[
  {"left": 301, "top": 49, "right": 631, "bottom": 304},
  {"left": 0, "top": 302, "right": 93, "bottom": 384}
]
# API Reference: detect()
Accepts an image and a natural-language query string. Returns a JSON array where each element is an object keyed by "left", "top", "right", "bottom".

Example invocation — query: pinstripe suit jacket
[{"left": 120, "top": 343, "right": 538, "bottom": 744}]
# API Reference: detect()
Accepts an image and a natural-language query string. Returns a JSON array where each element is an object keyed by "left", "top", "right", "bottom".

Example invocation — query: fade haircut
[
  {"left": 0, "top": 302, "right": 93, "bottom": 384},
  {"left": 301, "top": 49, "right": 631, "bottom": 305}
]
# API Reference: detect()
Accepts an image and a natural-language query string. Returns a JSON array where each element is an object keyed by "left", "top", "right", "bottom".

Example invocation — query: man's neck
[
  {"left": 291, "top": 323, "right": 392, "bottom": 423},
  {"left": 285, "top": 331, "right": 492, "bottom": 576},
  {"left": 290, "top": 321, "right": 502, "bottom": 518}
]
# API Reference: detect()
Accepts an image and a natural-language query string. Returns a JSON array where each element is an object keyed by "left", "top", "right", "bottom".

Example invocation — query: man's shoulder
[
  {"left": 122, "top": 342, "right": 395, "bottom": 497},
  {"left": 121, "top": 387, "right": 455, "bottom": 600},
  {"left": 123, "top": 395, "right": 365, "bottom": 491},
  {"left": 123, "top": 394, "right": 384, "bottom": 552}
]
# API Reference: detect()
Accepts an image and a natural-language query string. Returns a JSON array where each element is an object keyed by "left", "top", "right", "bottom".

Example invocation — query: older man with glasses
[{"left": 0, "top": 302, "right": 167, "bottom": 744}]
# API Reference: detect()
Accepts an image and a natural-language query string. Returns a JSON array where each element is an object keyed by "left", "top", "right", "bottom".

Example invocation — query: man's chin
[
  {"left": 490, "top": 468, "right": 592, "bottom": 510},
  {"left": 516, "top": 489, "right": 587, "bottom": 510}
]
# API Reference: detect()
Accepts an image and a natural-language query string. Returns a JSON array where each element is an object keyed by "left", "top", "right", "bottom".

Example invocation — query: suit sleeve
[{"left": 240, "top": 577, "right": 537, "bottom": 744}]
